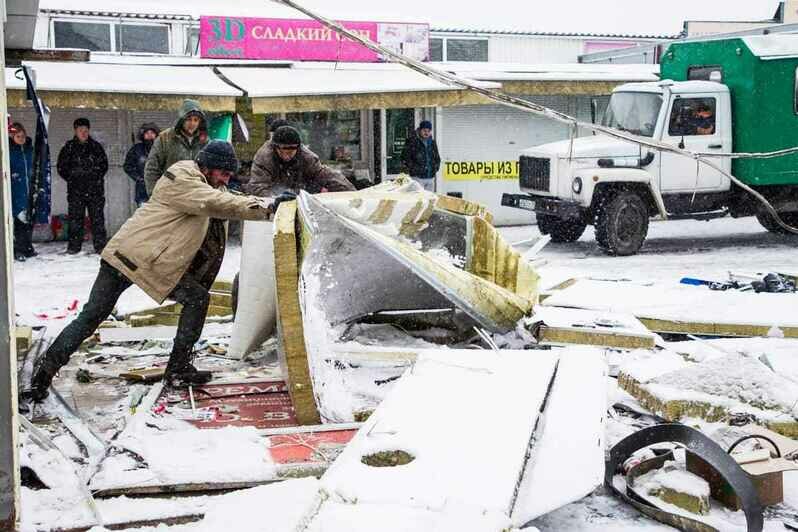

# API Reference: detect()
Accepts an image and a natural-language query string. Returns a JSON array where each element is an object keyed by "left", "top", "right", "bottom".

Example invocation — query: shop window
[
  {"left": 53, "top": 21, "right": 112, "bottom": 51},
  {"left": 286, "top": 111, "right": 362, "bottom": 162},
  {"left": 446, "top": 39, "right": 488, "bottom": 62},
  {"left": 186, "top": 26, "right": 200, "bottom": 56},
  {"left": 115, "top": 24, "right": 170, "bottom": 54},
  {"left": 429, "top": 38, "right": 443, "bottom": 61}
]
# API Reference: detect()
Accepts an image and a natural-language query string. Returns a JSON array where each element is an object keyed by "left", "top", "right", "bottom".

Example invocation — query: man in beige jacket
[{"left": 24, "top": 141, "right": 273, "bottom": 403}]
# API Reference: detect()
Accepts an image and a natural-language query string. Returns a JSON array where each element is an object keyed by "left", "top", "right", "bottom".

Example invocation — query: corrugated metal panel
[
  {"left": 41, "top": 8, "right": 192, "bottom": 20},
  {"left": 488, "top": 36, "right": 586, "bottom": 63},
  {"left": 440, "top": 95, "right": 598, "bottom": 225}
]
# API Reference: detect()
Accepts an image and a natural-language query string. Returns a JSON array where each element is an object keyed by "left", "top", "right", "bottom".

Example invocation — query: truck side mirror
[{"left": 590, "top": 99, "right": 598, "bottom": 125}]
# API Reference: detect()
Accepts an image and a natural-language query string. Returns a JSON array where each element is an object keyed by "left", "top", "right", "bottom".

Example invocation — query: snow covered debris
[
  {"left": 196, "top": 479, "right": 322, "bottom": 532},
  {"left": 318, "top": 347, "right": 606, "bottom": 527},
  {"left": 636, "top": 462, "right": 711, "bottom": 515},
  {"left": 542, "top": 278, "right": 798, "bottom": 334}
]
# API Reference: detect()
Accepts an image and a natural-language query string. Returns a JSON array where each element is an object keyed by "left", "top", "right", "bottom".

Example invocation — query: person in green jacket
[{"left": 144, "top": 99, "right": 208, "bottom": 195}]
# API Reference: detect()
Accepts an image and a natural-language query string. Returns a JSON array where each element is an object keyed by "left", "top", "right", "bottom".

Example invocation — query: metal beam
[{"left": 0, "top": 3, "right": 21, "bottom": 527}]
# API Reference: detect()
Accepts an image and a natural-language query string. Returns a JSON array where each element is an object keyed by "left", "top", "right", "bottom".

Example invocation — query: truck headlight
[{"left": 572, "top": 177, "right": 583, "bottom": 194}]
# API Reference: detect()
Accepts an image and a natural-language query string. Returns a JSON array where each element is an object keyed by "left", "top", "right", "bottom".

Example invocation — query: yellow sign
[{"left": 443, "top": 160, "right": 519, "bottom": 181}]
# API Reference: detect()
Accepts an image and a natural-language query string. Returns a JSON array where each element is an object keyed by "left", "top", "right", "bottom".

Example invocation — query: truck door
[{"left": 659, "top": 95, "right": 731, "bottom": 193}]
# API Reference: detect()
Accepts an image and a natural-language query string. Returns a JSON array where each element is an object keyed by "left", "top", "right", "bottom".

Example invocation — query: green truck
[{"left": 503, "top": 35, "right": 798, "bottom": 255}]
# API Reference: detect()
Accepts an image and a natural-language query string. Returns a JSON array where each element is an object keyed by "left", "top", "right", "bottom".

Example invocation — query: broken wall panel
[
  {"left": 273, "top": 201, "right": 322, "bottom": 426},
  {"left": 543, "top": 279, "right": 798, "bottom": 338}
]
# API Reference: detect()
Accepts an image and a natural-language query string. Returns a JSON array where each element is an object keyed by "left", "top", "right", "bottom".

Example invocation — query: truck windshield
[{"left": 602, "top": 92, "right": 663, "bottom": 137}]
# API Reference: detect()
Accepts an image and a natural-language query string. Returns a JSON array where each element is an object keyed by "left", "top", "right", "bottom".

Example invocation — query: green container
[{"left": 661, "top": 37, "right": 798, "bottom": 186}]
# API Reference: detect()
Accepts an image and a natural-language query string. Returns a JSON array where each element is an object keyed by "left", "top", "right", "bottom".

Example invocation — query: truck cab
[{"left": 503, "top": 79, "right": 733, "bottom": 255}]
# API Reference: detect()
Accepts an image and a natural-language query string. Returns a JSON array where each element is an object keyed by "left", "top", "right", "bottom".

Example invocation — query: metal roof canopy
[
  {"left": 220, "top": 62, "right": 657, "bottom": 113},
  {"left": 5, "top": 61, "right": 240, "bottom": 111},
  {"left": 219, "top": 63, "right": 501, "bottom": 113},
  {"left": 5, "top": 59, "right": 658, "bottom": 113}
]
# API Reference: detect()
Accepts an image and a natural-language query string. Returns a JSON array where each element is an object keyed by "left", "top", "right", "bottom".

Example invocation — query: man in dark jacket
[
  {"left": 244, "top": 125, "right": 355, "bottom": 198},
  {"left": 9, "top": 122, "right": 36, "bottom": 261},
  {"left": 123, "top": 122, "right": 161, "bottom": 206},
  {"left": 144, "top": 100, "right": 208, "bottom": 195},
  {"left": 57, "top": 118, "right": 109, "bottom": 254},
  {"left": 22, "top": 141, "right": 275, "bottom": 406},
  {"left": 401, "top": 120, "right": 441, "bottom": 192}
]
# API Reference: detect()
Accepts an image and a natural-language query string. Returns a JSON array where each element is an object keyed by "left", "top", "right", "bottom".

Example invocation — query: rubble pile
[{"left": 17, "top": 180, "right": 798, "bottom": 531}]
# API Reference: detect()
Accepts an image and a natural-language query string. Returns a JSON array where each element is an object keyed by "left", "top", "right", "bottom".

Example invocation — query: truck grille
[{"left": 519, "top": 156, "right": 550, "bottom": 192}]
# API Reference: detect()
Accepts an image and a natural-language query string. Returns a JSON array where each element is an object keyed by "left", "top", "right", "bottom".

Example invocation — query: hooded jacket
[
  {"left": 245, "top": 142, "right": 355, "bottom": 198},
  {"left": 9, "top": 136, "right": 33, "bottom": 218},
  {"left": 103, "top": 160, "right": 271, "bottom": 303},
  {"left": 124, "top": 122, "right": 161, "bottom": 203},
  {"left": 56, "top": 135, "right": 109, "bottom": 193},
  {"left": 143, "top": 100, "right": 208, "bottom": 195}
]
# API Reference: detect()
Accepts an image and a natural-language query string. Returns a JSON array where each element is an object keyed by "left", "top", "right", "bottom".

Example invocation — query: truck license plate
[{"left": 519, "top": 198, "right": 536, "bottom": 210}]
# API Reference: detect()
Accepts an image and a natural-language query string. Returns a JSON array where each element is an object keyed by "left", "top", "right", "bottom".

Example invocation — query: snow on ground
[
  {"left": 13, "top": 242, "right": 242, "bottom": 337},
  {"left": 14, "top": 216, "right": 798, "bottom": 531},
  {"left": 503, "top": 216, "right": 797, "bottom": 289}
]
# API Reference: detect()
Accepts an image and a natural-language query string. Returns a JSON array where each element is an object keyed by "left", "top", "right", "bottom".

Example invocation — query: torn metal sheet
[{"left": 298, "top": 191, "right": 532, "bottom": 333}]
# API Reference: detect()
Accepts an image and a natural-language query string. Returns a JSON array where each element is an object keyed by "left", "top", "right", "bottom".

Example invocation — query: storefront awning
[
  {"left": 5, "top": 61, "right": 241, "bottom": 111},
  {"left": 441, "top": 62, "right": 660, "bottom": 96},
  {"left": 217, "top": 63, "right": 501, "bottom": 113}
]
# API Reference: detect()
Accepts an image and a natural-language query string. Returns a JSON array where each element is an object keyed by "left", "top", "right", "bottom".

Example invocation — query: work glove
[
  {"left": 271, "top": 191, "right": 298, "bottom": 213},
  {"left": 16, "top": 210, "right": 28, "bottom": 224}
]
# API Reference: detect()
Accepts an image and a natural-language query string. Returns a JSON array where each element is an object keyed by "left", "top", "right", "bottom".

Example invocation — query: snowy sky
[{"left": 41, "top": 0, "right": 780, "bottom": 37}]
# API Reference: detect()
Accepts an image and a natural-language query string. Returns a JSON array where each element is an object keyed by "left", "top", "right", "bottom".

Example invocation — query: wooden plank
[
  {"left": 119, "top": 367, "right": 165, "bottom": 383},
  {"left": 14, "top": 326, "right": 32, "bottom": 353},
  {"left": 537, "top": 325, "right": 656, "bottom": 349},
  {"left": 639, "top": 317, "right": 798, "bottom": 338},
  {"left": 273, "top": 202, "right": 321, "bottom": 426}
]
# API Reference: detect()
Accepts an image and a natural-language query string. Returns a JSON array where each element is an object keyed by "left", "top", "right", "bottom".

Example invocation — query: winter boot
[{"left": 164, "top": 363, "right": 213, "bottom": 387}]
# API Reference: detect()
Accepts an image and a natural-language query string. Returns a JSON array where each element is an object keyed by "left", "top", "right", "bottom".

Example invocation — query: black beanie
[
  {"left": 73, "top": 117, "right": 90, "bottom": 129},
  {"left": 196, "top": 140, "right": 239, "bottom": 173},
  {"left": 269, "top": 119, "right": 290, "bottom": 133},
  {"left": 272, "top": 126, "right": 301, "bottom": 146}
]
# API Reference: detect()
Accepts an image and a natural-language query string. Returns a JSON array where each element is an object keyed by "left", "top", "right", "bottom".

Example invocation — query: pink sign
[{"left": 200, "top": 17, "right": 429, "bottom": 62}]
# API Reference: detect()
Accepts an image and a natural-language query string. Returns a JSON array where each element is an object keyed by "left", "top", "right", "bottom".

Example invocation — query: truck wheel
[
  {"left": 537, "top": 214, "right": 587, "bottom": 243},
  {"left": 536, "top": 214, "right": 556, "bottom": 235},
  {"left": 757, "top": 211, "right": 798, "bottom": 235},
  {"left": 231, "top": 272, "right": 239, "bottom": 319},
  {"left": 595, "top": 190, "right": 649, "bottom": 256}
]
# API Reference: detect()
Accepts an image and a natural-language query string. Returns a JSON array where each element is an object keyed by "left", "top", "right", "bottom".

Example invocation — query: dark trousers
[
  {"left": 67, "top": 189, "right": 107, "bottom": 253},
  {"left": 31, "top": 261, "right": 212, "bottom": 392},
  {"left": 13, "top": 218, "right": 34, "bottom": 256}
]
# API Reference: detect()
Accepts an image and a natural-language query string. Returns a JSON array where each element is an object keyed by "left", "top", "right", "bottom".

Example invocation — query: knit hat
[
  {"left": 269, "top": 119, "right": 290, "bottom": 133},
  {"left": 272, "top": 126, "right": 301, "bottom": 147},
  {"left": 73, "top": 118, "right": 91, "bottom": 129},
  {"left": 196, "top": 140, "right": 239, "bottom": 173},
  {"left": 419, "top": 120, "right": 433, "bottom": 131},
  {"left": 139, "top": 122, "right": 161, "bottom": 141}
]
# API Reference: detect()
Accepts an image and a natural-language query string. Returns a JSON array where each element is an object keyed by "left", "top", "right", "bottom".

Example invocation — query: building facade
[{"left": 22, "top": 5, "right": 666, "bottom": 230}]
